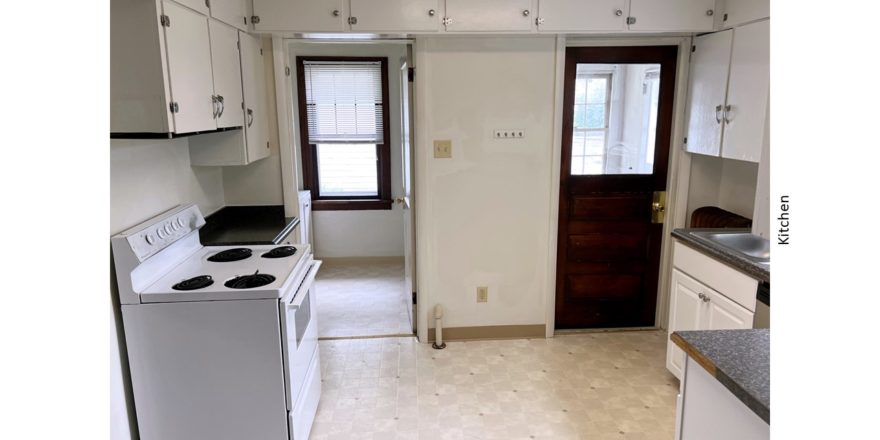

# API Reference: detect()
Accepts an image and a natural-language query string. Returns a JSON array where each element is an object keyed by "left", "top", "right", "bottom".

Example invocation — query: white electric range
[{"left": 112, "top": 204, "right": 322, "bottom": 440}]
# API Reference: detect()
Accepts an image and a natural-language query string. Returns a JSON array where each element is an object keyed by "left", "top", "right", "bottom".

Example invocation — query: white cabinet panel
[
  {"left": 666, "top": 269, "right": 706, "bottom": 380},
  {"left": 252, "top": 0, "right": 346, "bottom": 32},
  {"left": 174, "top": 0, "right": 210, "bottom": 15},
  {"left": 208, "top": 20, "right": 243, "bottom": 129},
  {"left": 210, "top": 0, "right": 250, "bottom": 31},
  {"left": 684, "top": 29, "right": 732, "bottom": 157},
  {"left": 162, "top": 1, "right": 216, "bottom": 134},
  {"left": 721, "top": 0, "right": 768, "bottom": 28},
  {"left": 536, "top": 0, "right": 627, "bottom": 32},
  {"left": 628, "top": 0, "right": 716, "bottom": 32},
  {"left": 721, "top": 20, "right": 769, "bottom": 163},
  {"left": 350, "top": 0, "right": 440, "bottom": 32},
  {"left": 240, "top": 33, "right": 271, "bottom": 163},
  {"left": 704, "top": 288, "right": 753, "bottom": 331},
  {"left": 444, "top": 0, "right": 533, "bottom": 32}
]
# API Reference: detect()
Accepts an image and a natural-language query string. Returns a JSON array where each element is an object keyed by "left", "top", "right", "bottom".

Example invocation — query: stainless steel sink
[{"left": 690, "top": 231, "right": 770, "bottom": 262}]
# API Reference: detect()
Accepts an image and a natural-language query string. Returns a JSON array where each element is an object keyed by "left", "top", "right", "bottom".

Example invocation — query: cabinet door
[
  {"left": 240, "top": 33, "right": 271, "bottom": 164},
  {"left": 174, "top": 0, "right": 209, "bottom": 15},
  {"left": 349, "top": 0, "right": 440, "bottom": 32},
  {"left": 704, "top": 288, "right": 754, "bottom": 331},
  {"left": 209, "top": 20, "right": 244, "bottom": 129},
  {"left": 684, "top": 29, "right": 732, "bottom": 157},
  {"left": 444, "top": 0, "right": 533, "bottom": 32},
  {"left": 721, "top": 0, "right": 768, "bottom": 28},
  {"left": 666, "top": 269, "right": 707, "bottom": 380},
  {"left": 252, "top": 0, "right": 346, "bottom": 32},
  {"left": 162, "top": 1, "right": 217, "bottom": 134},
  {"left": 210, "top": 0, "right": 249, "bottom": 31},
  {"left": 628, "top": 0, "right": 716, "bottom": 32},
  {"left": 537, "top": 0, "right": 627, "bottom": 32},
  {"left": 720, "top": 20, "right": 769, "bottom": 163}
]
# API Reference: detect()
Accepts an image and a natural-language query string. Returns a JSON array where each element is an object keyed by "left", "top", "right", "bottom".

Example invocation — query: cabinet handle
[
  {"left": 428, "top": 9, "right": 435, "bottom": 16},
  {"left": 723, "top": 105, "right": 732, "bottom": 123},
  {"left": 698, "top": 292, "right": 711, "bottom": 303},
  {"left": 522, "top": 9, "right": 530, "bottom": 17},
  {"left": 714, "top": 105, "right": 723, "bottom": 124},
  {"left": 211, "top": 95, "right": 219, "bottom": 118},
  {"left": 332, "top": 9, "right": 340, "bottom": 17},
  {"left": 247, "top": 108, "right": 254, "bottom": 127},
  {"left": 217, "top": 95, "right": 225, "bottom": 118},
  {"left": 615, "top": 9, "right": 623, "bottom": 16}
]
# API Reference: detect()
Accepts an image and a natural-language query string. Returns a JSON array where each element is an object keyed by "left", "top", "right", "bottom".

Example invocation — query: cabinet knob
[
  {"left": 332, "top": 9, "right": 340, "bottom": 17},
  {"left": 615, "top": 9, "right": 623, "bottom": 16},
  {"left": 723, "top": 105, "right": 733, "bottom": 123},
  {"left": 428, "top": 9, "right": 435, "bottom": 16},
  {"left": 522, "top": 9, "right": 530, "bottom": 17},
  {"left": 706, "top": 9, "right": 714, "bottom": 16}
]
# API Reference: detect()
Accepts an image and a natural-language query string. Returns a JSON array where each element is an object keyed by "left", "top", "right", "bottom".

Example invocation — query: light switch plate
[
  {"left": 476, "top": 286, "right": 488, "bottom": 303},
  {"left": 434, "top": 140, "right": 452, "bottom": 158}
]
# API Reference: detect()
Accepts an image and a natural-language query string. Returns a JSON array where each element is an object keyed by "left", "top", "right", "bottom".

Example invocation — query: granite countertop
[
  {"left": 672, "top": 228, "right": 770, "bottom": 282},
  {"left": 672, "top": 329, "right": 770, "bottom": 424},
  {"left": 199, "top": 205, "right": 299, "bottom": 246}
]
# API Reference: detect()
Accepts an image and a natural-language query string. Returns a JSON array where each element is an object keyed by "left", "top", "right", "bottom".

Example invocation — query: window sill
[{"left": 312, "top": 199, "right": 393, "bottom": 211}]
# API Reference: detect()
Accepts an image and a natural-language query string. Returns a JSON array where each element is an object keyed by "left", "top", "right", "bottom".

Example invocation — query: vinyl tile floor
[
  {"left": 316, "top": 260, "right": 413, "bottom": 338},
  {"left": 310, "top": 330, "right": 679, "bottom": 440}
]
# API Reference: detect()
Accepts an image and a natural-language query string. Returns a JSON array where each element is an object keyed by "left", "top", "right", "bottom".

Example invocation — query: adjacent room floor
[
  {"left": 315, "top": 259, "right": 413, "bottom": 338},
  {"left": 311, "top": 330, "right": 679, "bottom": 440}
]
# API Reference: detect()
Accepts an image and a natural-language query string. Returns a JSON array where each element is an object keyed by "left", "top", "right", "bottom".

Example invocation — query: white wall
[
  {"left": 289, "top": 42, "right": 407, "bottom": 258},
  {"left": 415, "top": 37, "right": 557, "bottom": 331},
  {"left": 686, "top": 153, "right": 759, "bottom": 222},
  {"left": 110, "top": 137, "right": 227, "bottom": 440}
]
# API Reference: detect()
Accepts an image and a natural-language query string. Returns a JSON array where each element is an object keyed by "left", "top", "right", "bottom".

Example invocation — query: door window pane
[
  {"left": 569, "top": 64, "right": 662, "bottom": 175},
  {"left": 316, "top": 144, "right": 378, "bottom": 197}
]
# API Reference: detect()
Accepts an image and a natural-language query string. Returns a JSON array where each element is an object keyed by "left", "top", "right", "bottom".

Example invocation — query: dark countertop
[
  {"left": 199, "top": 205, "right": 299, "bottom": 246},
  {"left": 672, "top": 228, "right": 770, "bottom": 282},
  {"left": 672, "top": 329, "right": 770, "bottom": 424}
]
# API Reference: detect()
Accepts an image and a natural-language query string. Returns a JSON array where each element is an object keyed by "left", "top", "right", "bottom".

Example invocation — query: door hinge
[
  {"left": 243, "top": 16, "right": 247, "bottom": 25},
  {"left": 237, "top": 40, "right": 240, "bottom": 50},
  {"left": 267, "top": 141, "right": 270, "bottom": 149},
  {"left": 260, "top": 48, "right": 263, "bottom": 56},
  {"left": 204, "top": 0, "right": 210, "bottom": 8},
  {"left": 407, "top": 67, "right": 414, "bottom": 82},
  {"left": 285, "top": 66, "right": 291, "bottom": 76},
  {"left": 626, "top": 16, "right": 636, "bottom": 25},
  {"left": 169, "top": 102, "right": 179, "bottom": 113},
  {"left": 348, "top": 16, "right": 358, "bottom": 25},
  {"left": 442, "top": 17, "right": 452, "bottom": 27},
  {"left": 159, "top": 14, "right": 170, "bottom": 27},
  {"left": 683, "top": 137, "right": 688, "bottom": 145},
  {"left": 251, "top": 15, "right": 261, "bottom": 24}
]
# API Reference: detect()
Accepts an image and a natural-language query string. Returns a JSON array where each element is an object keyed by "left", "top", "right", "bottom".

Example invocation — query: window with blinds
[{"left": 302, "top": 60, "right": 385, "bottom": 144}]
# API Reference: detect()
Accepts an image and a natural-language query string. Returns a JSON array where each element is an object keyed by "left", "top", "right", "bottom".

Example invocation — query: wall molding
[{"left": 427, "top": 324, "right": 546, "bottom": 342}]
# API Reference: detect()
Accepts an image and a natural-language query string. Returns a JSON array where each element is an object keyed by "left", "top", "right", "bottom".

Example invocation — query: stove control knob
[
  {"left": 173, "top": 218, "right": 182, "bottom": 230},
  {"left": 145, "top": 234, "right": 155, "bottom": 245},
  {"left": 157, "top": 228, "right": 166, "bottom": 239},
  {"left": 164, "top": 224, "right": 172, "bottom": 234}
]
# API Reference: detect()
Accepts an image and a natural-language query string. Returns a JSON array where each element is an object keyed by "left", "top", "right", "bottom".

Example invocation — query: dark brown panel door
[{"left": 555, "top": 46, "right": 678, "bottom": 329}]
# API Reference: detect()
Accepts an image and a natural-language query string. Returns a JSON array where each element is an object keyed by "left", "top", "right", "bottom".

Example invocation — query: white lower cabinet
[{"left": 666, "top": 242, "right": 757, "bottom": 380}]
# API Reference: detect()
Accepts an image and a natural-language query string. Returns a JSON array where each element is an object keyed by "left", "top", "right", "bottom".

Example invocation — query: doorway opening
[
  {"left": 555, "top": 46, "right": 678, "bottom": 330},
  {"left": 289, "top": 42, "right": 417, "bottom": 339}
]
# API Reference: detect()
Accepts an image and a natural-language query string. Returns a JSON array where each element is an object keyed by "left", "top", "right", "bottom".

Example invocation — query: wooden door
[
  {"left": 252, "top": 0, "right": 346, "bottom": 32},
  {"left": 720, "top": 19, "right": 769, "bottom": 163},
  {"left": 208, "top": 20, "right": 243, "bottom": 129},
  {"left": 162, "top": 1, "right": 216, "bottom": 134},
  {"left": 684, "top": 29, "right": 732, "bottom": 157},
  {"left": 537, "top": 0, "right": 627, "bottom": 32},
  {"left": 210, "top": 0, "right": 250, "bottom": 31},
  {"left": 627, "top": 0, "right": 716, "bottom": 32},
  {"left": 444, "top": 0, "right": 532, "bottom": 32},
  {"left": 665, "top": 269, "right": 707, "bottom": 379},
  {"left": 555, "top": 46, "right": 678, "bottom": 329},
  {"left": 239, "top": 32, "right": 270, "bottom": 163},
  {"left": 349, "top": 0, "right": 439, "bottom": 32}
]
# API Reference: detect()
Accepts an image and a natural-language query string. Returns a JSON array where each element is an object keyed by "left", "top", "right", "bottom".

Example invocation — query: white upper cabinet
[
  {"left": 444, "top": 0, "right": 533, "bottom": 32},
  {"left": 208, "top": 19, "right": 244, "bottom": 129},
  {"left": 720, "top": 0, "right": 768, "bottom": 28},
  {"left": 251, "top": 0, "right": 346, "bottom": 32},
  {"left": 174, "top": 0, "right": 209, "bottom": 15},
  {"left": 162, "top": 1, "right": 217, "bottom": 134},
  {"left": 684, "top": 29, "right": 732, "bottom": 157},
  {"left": 628, "top": 0, "right": 716, "bottom": 32},
  {"left": 536, "top": 0, "right": 627, "bottom": 32},
  {"left": 209, "top": 0, "right": 250, "bottom": 31},
  {"left": 721, "top": 19, "right": 769, "bottom": 162},
  {"left": 240, "top": 33, "right": 271, "bottom": 164},
  {"left": 349, "top": 0, "right": 440, "bottom": 32}
]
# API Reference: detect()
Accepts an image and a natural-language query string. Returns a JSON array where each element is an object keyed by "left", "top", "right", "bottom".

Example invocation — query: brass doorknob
[
  {"left": 395, "top": 197, "right": 405, "bottom": 204},
  {"left": 652, "top": 202, "right": 665, "bottom": 213}
]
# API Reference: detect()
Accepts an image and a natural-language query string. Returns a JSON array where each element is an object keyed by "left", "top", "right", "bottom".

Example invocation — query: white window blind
[{"left": 302, "top": 60, "right": 384, "bottom": 144}]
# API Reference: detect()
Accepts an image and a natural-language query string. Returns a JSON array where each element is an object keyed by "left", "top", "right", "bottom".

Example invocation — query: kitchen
[{"left": 2, "top": 1, "right": 877, "bottom": 440}]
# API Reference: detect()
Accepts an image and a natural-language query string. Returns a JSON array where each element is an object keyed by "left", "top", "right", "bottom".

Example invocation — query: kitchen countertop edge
[{"left": 671, "top": 228, "right": 770, "bottom": 282}]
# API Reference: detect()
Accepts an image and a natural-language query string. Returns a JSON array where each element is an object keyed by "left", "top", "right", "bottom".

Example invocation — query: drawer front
[
  {"left": 673, "top": 241, "right": 758, "bottom": 311},
  {"left": 289, "top": 350, "right": 322, "bottom": 440}
]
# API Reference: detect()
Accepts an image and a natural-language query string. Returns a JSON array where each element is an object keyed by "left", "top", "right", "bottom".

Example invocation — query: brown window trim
[{"left": 295, "top": 56, "right": 392, "bottom": 212}]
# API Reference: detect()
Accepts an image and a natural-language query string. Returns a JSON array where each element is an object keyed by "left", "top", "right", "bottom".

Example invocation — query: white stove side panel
[{"left": 122, "top": 299, "right": 288, "bottom": 440}]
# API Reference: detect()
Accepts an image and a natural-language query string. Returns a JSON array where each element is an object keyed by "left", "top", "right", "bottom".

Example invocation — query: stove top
[{"left": 141, "top": 244, "right": 311, "bottom": 303}]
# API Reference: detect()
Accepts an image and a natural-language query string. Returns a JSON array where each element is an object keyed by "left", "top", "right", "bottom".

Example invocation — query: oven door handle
[{"left": 288, "top": 260, "right": 322, "bottom": 308}]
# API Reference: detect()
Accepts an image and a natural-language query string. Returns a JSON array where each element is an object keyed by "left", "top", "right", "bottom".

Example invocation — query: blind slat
[{"left": 303, "top": 61, "right": 384, "bottom": 144}]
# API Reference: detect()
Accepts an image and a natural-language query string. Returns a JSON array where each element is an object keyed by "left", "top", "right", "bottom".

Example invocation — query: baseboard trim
[
  {"left": 318, "top": 256, "right": 405, "bottom": 265},
  {"left": 427, "top": 324, "right": 546, "bottom": 342}
]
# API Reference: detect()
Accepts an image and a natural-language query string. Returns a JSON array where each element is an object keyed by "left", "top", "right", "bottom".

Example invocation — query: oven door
[{"left": 280, "top": 259, "right": 322, "bottom": 410}]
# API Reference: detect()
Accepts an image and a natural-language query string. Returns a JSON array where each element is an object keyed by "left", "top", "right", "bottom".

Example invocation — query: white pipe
[{"left": 432, "top": 304, "right": 446, "bottom": 349}]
